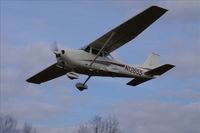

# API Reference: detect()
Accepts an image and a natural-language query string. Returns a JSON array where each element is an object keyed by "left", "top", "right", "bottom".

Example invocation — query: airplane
[{"left": 27, "top": 6, "right": 175, "bottom": 91}]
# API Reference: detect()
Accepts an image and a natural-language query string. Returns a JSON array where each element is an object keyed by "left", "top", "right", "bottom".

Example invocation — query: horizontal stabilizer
[
  {"left": 145, "top": 64, "right": 175, "bottom": 76},
  {"left": 127, "top": 77, "right": 151, "bottom": 86},
  {"left": 26, "top": 63, "right": 67, "bottom": 84}
]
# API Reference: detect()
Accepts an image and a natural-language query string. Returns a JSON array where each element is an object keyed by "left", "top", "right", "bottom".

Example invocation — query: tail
[
  {"left": 127, "top": 53, "right": 175, "bottom": 87},
  {"left": 142, "top": 53, "right": 160, "bottom": 69},
  {"left": 142, "top": 52, "right": 175, "bottom": 76},
  {"left": 127, "top": 64, "right": 175, "bottom": 86}
]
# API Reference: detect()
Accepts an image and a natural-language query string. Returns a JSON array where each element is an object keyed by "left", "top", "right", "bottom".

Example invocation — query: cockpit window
[{"left": 83, "top": 47, "right": 110, "bottom": 57}]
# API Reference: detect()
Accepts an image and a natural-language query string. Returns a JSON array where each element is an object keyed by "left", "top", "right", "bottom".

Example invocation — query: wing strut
[{"left": 89, "top": 32, "right": 115, "bottom": 68}]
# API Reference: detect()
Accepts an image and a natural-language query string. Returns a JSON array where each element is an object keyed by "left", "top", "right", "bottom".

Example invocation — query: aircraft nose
[
  {"left": 54, "top": 51, "right": 61, "bottom": 57},
  {"left": 61, "top": 50, "right": 65, "bottom": 54},
  {"left": 54, "top": 50, "right": 65, "bottom": 57}
]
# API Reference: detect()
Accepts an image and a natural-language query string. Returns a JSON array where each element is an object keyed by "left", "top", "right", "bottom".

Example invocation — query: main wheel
[{"left": 76, "top": 82, "right": 88, "bottom": 91}]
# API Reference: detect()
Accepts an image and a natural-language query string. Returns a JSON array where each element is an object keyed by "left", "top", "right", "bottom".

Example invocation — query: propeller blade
[{"left": 51, "top": 41, "right": 59, "bottom": 52}]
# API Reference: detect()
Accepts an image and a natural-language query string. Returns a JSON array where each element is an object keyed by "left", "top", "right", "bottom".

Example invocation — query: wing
[
  {"left": 82, "top": 6, "right": 168, "bottom": 53},
  {"left": 26, "top": 63, "right": 68, "bottom": 84}
]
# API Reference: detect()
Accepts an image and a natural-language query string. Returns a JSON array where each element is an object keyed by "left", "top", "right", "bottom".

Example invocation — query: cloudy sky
[{"left": 0, "top": 0, "right": 200, "bottom": 133}]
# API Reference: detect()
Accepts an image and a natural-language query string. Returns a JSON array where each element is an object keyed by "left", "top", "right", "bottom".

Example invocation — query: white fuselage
[{"left": 57, "top": 49, "right": 152, "bottom": 79}]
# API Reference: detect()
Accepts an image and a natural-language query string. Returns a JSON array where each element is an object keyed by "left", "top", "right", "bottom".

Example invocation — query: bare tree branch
[
  {"left": 75, "top": 115, "right": 121, "bottom": 133},
  {"left": 0, "top": 114, "right": 36, "bottom": 133}
]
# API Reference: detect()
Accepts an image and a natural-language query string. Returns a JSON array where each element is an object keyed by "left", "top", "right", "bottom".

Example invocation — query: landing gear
[
  {"left": 75, "top": 75, "right": 91, "bottom": 91},
  {"left": 76, "top": 83, "right": 88, "bottom": 91}
]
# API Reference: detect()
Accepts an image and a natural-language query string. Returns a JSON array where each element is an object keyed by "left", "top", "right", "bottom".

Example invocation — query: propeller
[
  {"left": 51, "top": 42, "right": 65, "bottom": 58},
  {"left": 51, "top": 41, "right": 61, "bottom": 57},
  {"left": 51, "top": 41, "right": 59, "bottom": 52}
]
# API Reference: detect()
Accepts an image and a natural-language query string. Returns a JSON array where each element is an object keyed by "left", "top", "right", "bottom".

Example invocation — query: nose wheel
[{"left": 75, "top": 75, "right": 91, "bottom": 91}]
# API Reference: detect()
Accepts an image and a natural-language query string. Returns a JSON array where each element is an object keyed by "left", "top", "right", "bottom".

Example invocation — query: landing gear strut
[{"left": 76, "top": 75, "right": 91, "bottom": 91}]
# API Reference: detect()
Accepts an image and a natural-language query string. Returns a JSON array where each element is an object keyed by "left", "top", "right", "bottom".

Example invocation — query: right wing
[
  {"left": 82, "top": 6, "right": 168, "bottom": 54},
  {"left": 26, "top": 63, "right": 68, "bottom": 84}
]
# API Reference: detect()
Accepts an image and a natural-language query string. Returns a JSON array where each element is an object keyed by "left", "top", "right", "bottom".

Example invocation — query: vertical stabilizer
[{"left": 142, "top": 53, "right": 160, "bottom": 69}]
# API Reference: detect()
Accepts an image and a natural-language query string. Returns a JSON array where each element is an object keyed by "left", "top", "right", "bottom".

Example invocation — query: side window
[
  {"left": 104, "top": 52, "right": 108, "bottom": 56},
  {"left": 99, "top": 52, "right": 103, "bottom": 56},
  {"left": 92, "top": 49, "right": 99, "bottom": 55},
  {"left": 90, "top": 48, "right": 104, "bottom": 56},
  {"left": 107, "top": 54, "right": 113, "bottom": 60},
  {"left": 85, "top": 46, "right": 90, "bottom": 53}
]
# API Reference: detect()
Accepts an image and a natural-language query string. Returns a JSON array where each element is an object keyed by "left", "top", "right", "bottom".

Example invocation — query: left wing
[
  {"left": 82, "top": 6, "right": 168, "bottom": 53},
  {"left": 26, "top": 63, "right": 68, "bottom": 84}
]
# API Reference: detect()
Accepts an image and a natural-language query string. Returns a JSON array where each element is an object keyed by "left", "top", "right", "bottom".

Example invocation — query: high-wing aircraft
[{"left": 27, "top": 6, "right": 175, "bottom": 91}]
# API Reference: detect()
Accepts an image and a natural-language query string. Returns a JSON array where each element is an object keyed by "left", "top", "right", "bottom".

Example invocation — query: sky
[{"left": 0, "top": 0, "right": 200, "bottom": 133}]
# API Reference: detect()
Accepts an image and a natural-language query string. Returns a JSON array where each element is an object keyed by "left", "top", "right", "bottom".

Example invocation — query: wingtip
[
  {"left": 26, "top": 78, "right": 41, "bottom": 84},
  {"left": 151, "top": 5, "right": 168, "bottom": 12},
  {"left": 26, "top": 79, "right": 31, "bottom": 83},
  {"left": 166, "top": 64, "right": 175, "bottom": 68}
]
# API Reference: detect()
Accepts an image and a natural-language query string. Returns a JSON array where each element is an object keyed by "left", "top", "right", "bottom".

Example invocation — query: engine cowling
[{"left": 66, "top": 72, "right": 79, "bottom": 80}]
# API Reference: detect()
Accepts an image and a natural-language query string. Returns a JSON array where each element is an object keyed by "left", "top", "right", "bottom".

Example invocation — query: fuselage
[{"left": 57, "top": 49, "right": 152, "bottom": 79}]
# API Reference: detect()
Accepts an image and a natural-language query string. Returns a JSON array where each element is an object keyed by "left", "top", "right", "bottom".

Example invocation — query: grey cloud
[
  {"left": 163, "top": 1, "right": 200, "bottom": 21},
  {"left": 3, "top": 101, "right": 68, "bottom": 121},
  {"left": 0, "top": 42, "right": 53, "bottom": 99},
  {"left": 110, "top": 101, "right": 200, "bottom": 133},
  {"left": 112, "top": 1, "right": 200, "bottom": 23},
  {"left": 1, "top": 42, "right": 54, "bottom": 72},
  {"left": 158, "top": 87, "right": 200, "bottom": 102},
  {"left": 0, "top": 42, "right": 88, "bottom": 132},
  {"left": 0, "top": 42, "right": 74, "bottom": 98},
  {"left": 36, "top": 125, "right": 76, "bottom": 133},
  {"left": 160, "top": 40, "right": 200, "bottom": 78}
]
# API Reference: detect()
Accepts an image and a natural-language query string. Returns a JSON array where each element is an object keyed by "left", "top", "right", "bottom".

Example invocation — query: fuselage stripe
[{"left": 82, "top": 59, "right": 125, "bottom": 67}]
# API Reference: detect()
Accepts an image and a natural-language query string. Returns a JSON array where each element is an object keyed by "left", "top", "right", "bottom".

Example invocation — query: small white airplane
[{"left": 27, "top": 6, "right": 175, "bottom": 91}]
